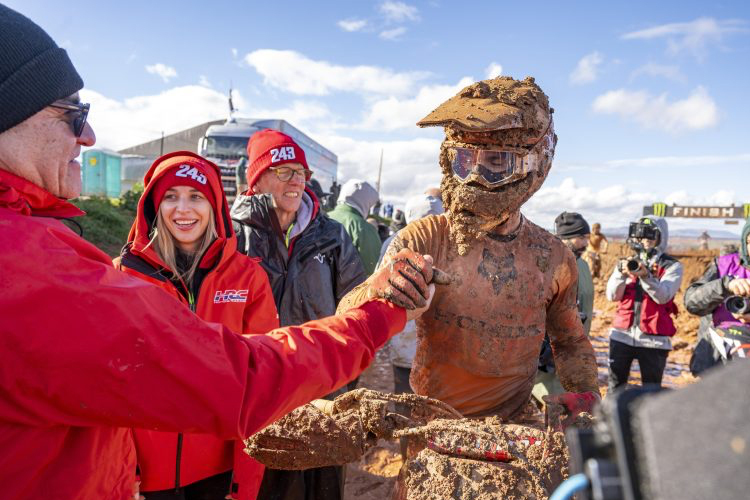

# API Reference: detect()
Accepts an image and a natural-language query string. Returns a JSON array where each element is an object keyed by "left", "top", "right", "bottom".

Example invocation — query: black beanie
[
  {"left": 554, "top": 211, "right": 590, "bottom": 238},
  {"left": 0, "top": 5, "right": 83, "bottom": 134}
]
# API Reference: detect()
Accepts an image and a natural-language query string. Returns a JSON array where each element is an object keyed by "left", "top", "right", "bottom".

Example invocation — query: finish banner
[{"left": 643, "top": 203, "right": 750, "bottom": 219}]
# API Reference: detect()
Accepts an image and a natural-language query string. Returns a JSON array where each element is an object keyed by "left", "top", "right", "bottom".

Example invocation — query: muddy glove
[
  {"left": 366, "top": 250, "right": 440, "bottom": 310},
  {"left": 543, "top": 391, "right": 599, "bottom": 430}
]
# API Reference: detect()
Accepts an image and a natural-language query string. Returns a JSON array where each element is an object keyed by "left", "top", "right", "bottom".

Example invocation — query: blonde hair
[{"left": 146, "top": 209, "right": 219, "bottom": 287}]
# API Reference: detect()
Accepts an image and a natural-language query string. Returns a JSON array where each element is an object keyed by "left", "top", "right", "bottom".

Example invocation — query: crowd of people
[{"left": 1, "top": 5, "right": 748, "bottom": 500}]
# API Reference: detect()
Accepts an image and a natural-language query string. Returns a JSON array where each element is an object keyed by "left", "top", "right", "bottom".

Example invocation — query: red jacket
[
  {"left": 114, "top": 152, "right": 279, "bottom": 497},
  {"left": 612, "top": 258, "right": 679, "bottom": 336},
  {"left": 0, "top": 167, "right": 405, "bottom": 500}
]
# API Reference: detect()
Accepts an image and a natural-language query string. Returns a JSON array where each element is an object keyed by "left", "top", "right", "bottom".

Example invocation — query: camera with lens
[
  {"left": 625, "top": 258, "right": 643, "bottom": 273},
  {"left": 725, "top": 295, "right": 750, "bottom": 315},
  {"left": 628, "top": 221, "right": 659, "bottom": 241}
]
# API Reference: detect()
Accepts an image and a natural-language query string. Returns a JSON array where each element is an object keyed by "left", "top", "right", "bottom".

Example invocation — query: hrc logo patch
[{"left": 214, "top": 289, "right": 248, "bottom": 304}]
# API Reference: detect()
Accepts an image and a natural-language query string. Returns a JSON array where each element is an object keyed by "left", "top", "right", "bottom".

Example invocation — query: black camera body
[
  {"left": 724, "top": 295, "right": 750, "bottom": 315},
  {"left": 628, "top": 221, "right": 659, "bottom": 241}
]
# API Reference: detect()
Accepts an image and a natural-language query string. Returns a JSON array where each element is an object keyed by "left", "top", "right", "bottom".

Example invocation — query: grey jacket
[{"left": 606, "top": 217, "right": 683, "bottom": 350}]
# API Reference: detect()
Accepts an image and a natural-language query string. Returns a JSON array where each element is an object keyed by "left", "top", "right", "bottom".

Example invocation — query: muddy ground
[{"left": 343, "top": 244, "right": 714, "bottom": 499}]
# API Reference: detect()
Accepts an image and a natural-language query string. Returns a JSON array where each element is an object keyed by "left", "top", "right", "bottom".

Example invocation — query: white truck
[{"left": 198, "top": 118, "right": 338, "bottom": 205}]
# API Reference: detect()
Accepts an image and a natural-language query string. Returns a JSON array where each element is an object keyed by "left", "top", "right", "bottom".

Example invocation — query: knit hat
[
  {"left": 0, "top": 5, "right": 84, "bottom": 134},
  {"left": 554, "top": 212, "right": 590, "bottom": 238},
  {"left": 150, "top": 163, "right": 216, "bottom": 211},
  {"left": 246, "top": 129, "right": 308, "bottom": 192}
]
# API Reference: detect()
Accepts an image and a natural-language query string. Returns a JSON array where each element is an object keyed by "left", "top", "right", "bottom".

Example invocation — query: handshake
[{"left": 364, "top": 249, "right": 452, "bottom": 321}]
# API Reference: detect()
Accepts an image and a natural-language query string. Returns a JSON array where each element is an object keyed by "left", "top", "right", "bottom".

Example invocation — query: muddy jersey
[{"left": 339, "top": 214, "right": 598, "bottom": 418}]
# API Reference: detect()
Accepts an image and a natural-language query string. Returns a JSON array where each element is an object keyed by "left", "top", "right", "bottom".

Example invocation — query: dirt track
[{"left": 343, "top": 243, "right": 715, "bottom": 499}]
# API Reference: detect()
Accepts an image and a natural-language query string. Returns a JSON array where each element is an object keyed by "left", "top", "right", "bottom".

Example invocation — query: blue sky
[{"left": 10, "top": 0, "right": 750, "bottom": 234}]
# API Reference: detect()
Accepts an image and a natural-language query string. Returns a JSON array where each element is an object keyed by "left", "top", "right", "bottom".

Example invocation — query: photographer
[
  {"left": 606, "top": 217, "right": 683, "bottom": 391},
  {"left": 684, "top": 219, "right": 750, "bottom": 375}
]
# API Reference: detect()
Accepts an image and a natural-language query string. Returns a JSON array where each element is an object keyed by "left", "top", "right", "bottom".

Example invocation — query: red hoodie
[
  {"left": 114, "top": 152, "right": 279, "bottom": 498},
  {"left": 0, "top": 166, "right": 406, "bottom": 500}
]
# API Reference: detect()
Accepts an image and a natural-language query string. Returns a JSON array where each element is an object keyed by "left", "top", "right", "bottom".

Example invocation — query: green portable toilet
[{"left": 82, "top": 149, "right": 122, "bottom": 198}]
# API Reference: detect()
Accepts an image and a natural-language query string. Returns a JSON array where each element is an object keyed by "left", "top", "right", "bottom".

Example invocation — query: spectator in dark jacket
[
  {"left": 230, "top": 129, "right": 365, "bottom": 500},
  {"left": 684, "top": 219, "right": 750, "bottom": 375}
]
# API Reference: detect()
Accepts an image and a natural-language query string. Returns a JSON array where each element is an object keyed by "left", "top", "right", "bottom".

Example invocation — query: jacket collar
[
  {"left": 0, "top": 168, "right": 85, "bottom": 218},
  {"left": 230, "top": 186, "right": 321, "bottom": 232}
]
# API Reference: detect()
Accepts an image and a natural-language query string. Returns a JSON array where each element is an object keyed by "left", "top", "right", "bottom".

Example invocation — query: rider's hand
[
  {"left": 727, "top": 278, "right": 750, "bottom": 297},
  {"left": 367, "top": 250, "right": 434, "bottom": 310},
  {"left": 543, "top": 391, "right": 600, "bottom": 429},
  {"left": 405, "top": 284, "right": 435, "bottom": 322}
]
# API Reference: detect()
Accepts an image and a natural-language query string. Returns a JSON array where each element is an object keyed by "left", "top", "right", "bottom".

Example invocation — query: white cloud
[
  {"left": 629, "top": 63, "right": 686, "bottom": 83},
  {"left": 361, "top": 77, "right": 474, "bottom": 131},
  {"left": 525, "top": 177, "right": 655, "bottom": 230},
  {"left": 80, "top": 86, "right": 245, "bottom": 151},
  {"left": 379, "top": 27, "right": 407, "bottom": 40},
  {"left": 592, "top": 86, "right": 719, "bottom": 133},
  {"left": 485, "top": 62, "right": 502, "bottom": 79},
  {"left": 379, "top": 1, "right": 419, "bottom": 23},
  {"left": 622, "top": 17, "right": 748, "bottom": 59},
  {"left": 570, "top": 52, "right": 603, "bottom": 84},
  {"left": 198, "top": 75, "right": 211, "bottom": 87},
  {"left": 338, "top": 19, "right": 367, "bottom": 32},
  {"left": 231, "top": 48, "right": 238, "bottom": 58},
  {"left": 245, "top": 49, "right": 429, "bottom": 96},
  {"left": 317, "top": 134, "right": 441, "bottom": 206},
  {"left": 145, "top": 63, "right": 178, "bottom": 83}
]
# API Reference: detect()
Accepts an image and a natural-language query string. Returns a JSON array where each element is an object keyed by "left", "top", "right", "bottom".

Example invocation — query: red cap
[
  {"left": 246, "top": 129, "right": 308, "bottom": 193},
  {"left": 151, "top": 162, "right": 216, "bottom": 211}
]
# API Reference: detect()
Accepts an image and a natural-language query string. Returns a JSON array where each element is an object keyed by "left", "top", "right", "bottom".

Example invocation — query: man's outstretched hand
[
  {"left": 543, "top": 391, "right": 600, "bottom": 430},
  {"left": 366, "top": 249, "right": 449, "bottom": 317}
]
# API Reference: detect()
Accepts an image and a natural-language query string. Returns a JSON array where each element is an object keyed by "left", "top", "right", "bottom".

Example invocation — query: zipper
[
  {"left": 172, "top": 263, "right": 203, "bottom": 492},
  {"left": 174, "top": 433, "right": 184, "bottom": 492}
]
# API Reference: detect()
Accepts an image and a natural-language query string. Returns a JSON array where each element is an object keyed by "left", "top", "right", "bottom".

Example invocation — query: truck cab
[{"left": 198, "top": 118, "right": 338, "bottom": 205}]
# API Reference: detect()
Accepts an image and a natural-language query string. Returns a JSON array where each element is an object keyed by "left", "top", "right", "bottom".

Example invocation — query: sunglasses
[
  {"left": 49, "top": 100, "right": 90, "bottom": 137},
  {"left": 270, "top": 166, "right": 313, "bottom": 182}
]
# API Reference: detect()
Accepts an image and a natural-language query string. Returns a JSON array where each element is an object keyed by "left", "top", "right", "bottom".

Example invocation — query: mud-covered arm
[
  {"left": 684, "top": 260, "right": 732, "bottom": 316},
  {"left": 547, "top": 254, "right": 599, "bottom": 395},
  {"left": 606, "top": 265, "right": 628, "bottom": 301},
  {"left": 640, "top": 260, "right": 683, "bottom": 305},
  {"left": 338, "top": 234, "right": 412, "bottom": 313}
]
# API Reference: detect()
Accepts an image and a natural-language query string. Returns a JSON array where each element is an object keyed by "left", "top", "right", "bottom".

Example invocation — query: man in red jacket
[{"left": 0, "top": 5, "right": 436, "bottom": 499}]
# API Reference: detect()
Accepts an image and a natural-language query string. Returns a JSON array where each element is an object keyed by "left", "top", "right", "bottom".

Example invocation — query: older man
[
  {"left": 230, "top": 129, "right": 367, "bottom": 500},
  {"left": 0, "top": 6, "right": 435, "bottom": 499}
]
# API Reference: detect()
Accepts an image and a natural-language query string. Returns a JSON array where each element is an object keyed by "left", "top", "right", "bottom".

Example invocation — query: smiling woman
[{"left": 113, "top": 151, "right": 280, "bottom": 500}]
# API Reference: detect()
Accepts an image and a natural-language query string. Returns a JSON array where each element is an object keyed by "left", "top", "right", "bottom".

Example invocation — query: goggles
[{"left": 447, "top": 117, "right": 554, "bottom": 188}]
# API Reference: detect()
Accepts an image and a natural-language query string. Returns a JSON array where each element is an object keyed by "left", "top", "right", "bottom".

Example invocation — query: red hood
[
  {"left": 0, "top": 168, "right": 85, "bottom": 218},
  {"left": 126, "top": 151, "right": 235, "bottom": 269}
]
